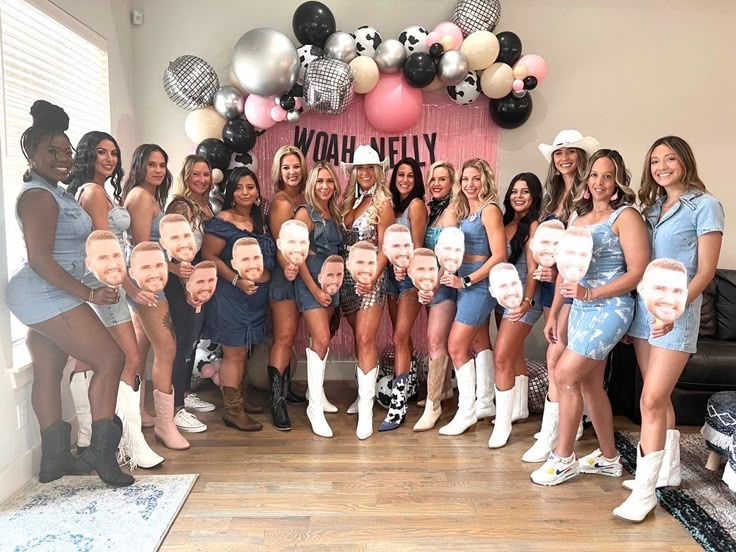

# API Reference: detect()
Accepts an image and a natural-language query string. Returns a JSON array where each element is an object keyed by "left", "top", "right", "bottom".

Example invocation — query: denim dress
[
  {"left": 627, "top": 190, "right": 724, "bottom": 353},
  {"left": 387, "top": 198, "right": 424, "bottom": 297},
  {"left": 7, "top": 173, "right": 92, "bottom": 325},
  {"left": 566, "top": 206, "right": 636, "bottom": 360},
  {"left": 294, "top": 205, "right": 343, "bottom": 312},
  {"left": 424, "top": 225, "right": 457, "bottom": 306}
]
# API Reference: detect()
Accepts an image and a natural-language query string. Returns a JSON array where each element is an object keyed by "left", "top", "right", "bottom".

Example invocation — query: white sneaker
[
  {"left": 184, "top": 393, "right": 216, "bottom": 412},
  {"left": 530, "top": 452, "right": 580, "bottom": 486},
  {"left": 174, "top": 408, "right": 207, "bottom": 432},
  {"left": 578, "top": 448, "right": 623, "bottom": 477}
]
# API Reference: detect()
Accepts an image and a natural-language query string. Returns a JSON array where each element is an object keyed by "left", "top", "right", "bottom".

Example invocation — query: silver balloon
[
  {"left": 231, "top": 28, "right": 299, "bottom": 97},
  {"left": 437, "top": 50, "right": 469, "bottom": 85},
  {"left": 210, "top": 197, "right": 224, "bottom": 216},
  {"left": 373, "top": 39, "right": 407, "bottom": 74},
  {"left": 286, "top": 110, "right": 301, "bottom": 124},
  {"left": 163, "top": 55, "right": 219, "bottom": 111},
  {"left": 213, "top": 85, "right": 245, "bottom": 119},
  {"left": 324, "top": 31, "right": 357, "bottom": 63},
  {"left": 451, "top": 0, "right": 502, "bottom": 36},
  {"left": 303, "top": 58, "right": 354, "bottom": 115}
]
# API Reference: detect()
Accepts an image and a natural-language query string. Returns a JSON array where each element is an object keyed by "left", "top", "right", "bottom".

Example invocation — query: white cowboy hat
[
  {"left": 538, "top": 129, "right": 600, "bottom": 163},
  {"left": 340, "top": 144, "right": 389, "bottom": 173}
]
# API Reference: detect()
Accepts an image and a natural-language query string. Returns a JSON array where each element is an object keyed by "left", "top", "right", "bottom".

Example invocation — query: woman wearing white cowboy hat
[
  {"left": 522, "top": 129, "right": 600, "bottom": 464},
  {"left": 339, "top": 144, "right": 394, "bottom": 440}
]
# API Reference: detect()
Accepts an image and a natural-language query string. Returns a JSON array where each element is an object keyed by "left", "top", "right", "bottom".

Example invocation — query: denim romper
[
  {"left": 424, "top": 225, "right": 457, "bottom": 306},
  {"left": 77, "top": 183, "right": 133, "bottom": 327},
  {"left": 628, "top": 191, "right": 724, "bottom": 353},
  {"left": 127, "top": 210, "right": 167, "bottom": 306},
  {"left": 7, "top": 174, "right": 92, "bottom": 325},
  {"left": 566, "top": 206, "right": 635, "bottom": 360},
  {"left": 267, "top": 196, "right": 298, "bottom": 303},
  {"left": 387, "top": 198, "right": 424, "bottom": 297},
  {"left": 499, "top": 241, "right": 543, "bottom": 326},
  {"left": 455, "top": 203, "right": 499, "bottom": 326},
  {"left": 294, "top": 205, "right": 343, "bottom": 312}
]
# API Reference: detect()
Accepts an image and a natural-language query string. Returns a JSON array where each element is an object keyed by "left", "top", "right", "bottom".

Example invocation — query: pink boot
[{"left": 153, "top": 387, "right": 190, "bottom": 450}]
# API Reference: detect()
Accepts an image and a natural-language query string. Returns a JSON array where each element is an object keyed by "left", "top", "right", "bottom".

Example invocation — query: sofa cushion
[
  {"left": 677, "top": 338, "right": 736, "bottom": 391},
  {"left": 700, "top": 279, "right": 717, "bottom": 337},
  {"left": 716, "top": 270, "right": 736, "bottom": 341}
]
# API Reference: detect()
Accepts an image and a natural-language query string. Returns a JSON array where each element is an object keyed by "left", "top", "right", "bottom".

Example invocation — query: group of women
[{"left": 8, "top": 99, "right": 724, "bottom": 523}]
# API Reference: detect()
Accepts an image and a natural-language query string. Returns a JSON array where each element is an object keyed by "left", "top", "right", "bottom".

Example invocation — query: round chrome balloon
[
  {"left": 213, "top": 85, "right": 245, "bottom": 119},
  {"left": 232, "top": 28, "right": 299, "bottom": 97},
  {"left": 324, "top": 31, "right": 357, "bottom": 63},
  {"left": 437, "top": 50, "right": 469, "bottom": 85},
  {"left": 373, "top": 39, "right": 407, "bottom": 74}
]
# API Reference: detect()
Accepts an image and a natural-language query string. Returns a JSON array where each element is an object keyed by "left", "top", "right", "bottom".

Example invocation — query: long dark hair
[
  {"left": 67, "top": 131, "right": 124, "bottom": 202},
  {"left": 390, "top": 157, "right": 425, "bottom": 214},
  {"left": 20, "top": 100, "right": 70, "bottom": 182},
  {"left": 122, "top": 144, "right": 172, "bottom": 209},
  {"left": 223, "top": 167, "right": 264, "bottom": 234},
  {"left": 503, "top": 172, "right": 543, "bottom": 265}
]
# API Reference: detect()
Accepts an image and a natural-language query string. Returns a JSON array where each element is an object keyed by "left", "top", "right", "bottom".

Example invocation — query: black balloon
[
  {"left": 289, "top": 83, "right": 304, "bottom": 98},
  {"left": 222, "top": 119, "right": 257, "bottom": 154},
  {"left": 280, "top": 95, "right": 296, "bottom": 111},
  {"left": 196, "top": 138, "right": 232, "bottom": 172},
  {"left": 489, "top": 92, "right": 533, "bottom": 129},
  {"left": 429, "top": 43, "right": 445, "bottom": 60},
  {"left": 402, "top": 52, "right": 436, "bottom": 88},
  {"left": 496, "top": 31, "right": 523, "bottom": 66},
  {"left": 523, "top": 76, "right": 538, "bottom": 90},
  {"left": 292, "top": 1, "right": 336, "bottom": 49}
]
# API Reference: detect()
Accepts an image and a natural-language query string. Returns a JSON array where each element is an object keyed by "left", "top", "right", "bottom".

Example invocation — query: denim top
[
  {"left": 299, "top": 204, "right": 342, "bottom": 256},
  {"left": 76, "top": 183, "right": 130, "bottom": 246},
  {"left": 459, "top": 203, "right": 495, "bottom": 256}
]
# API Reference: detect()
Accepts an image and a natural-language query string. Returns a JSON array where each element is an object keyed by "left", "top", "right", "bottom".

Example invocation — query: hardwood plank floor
[{"left": 150, "top": 382, "right": 699, "bottom": 551}]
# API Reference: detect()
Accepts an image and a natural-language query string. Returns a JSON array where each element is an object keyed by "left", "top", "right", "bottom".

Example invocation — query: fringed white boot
[{"left": 116, "top": 382, "right": 164, "bottom": 469}]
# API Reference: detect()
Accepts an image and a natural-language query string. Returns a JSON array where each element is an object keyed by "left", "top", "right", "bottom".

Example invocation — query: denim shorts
[
  {"left": 83, "top": 271, "right": 132, "bottom": 327},
  {"left": 430, "top": 284, "right": 457, "bottom": 306},
  {"left": 627, "top": 292, "right": 700, "bottom": 354},
  {"left": 295, "top": 256, "right": 339, "bottom": 312},
  {"left": 454, "top": 260, "right": 496, "bottom": 326},
  {"left": 269, "top": 262, "right": 296, "bottom": 302},
  {"left": 567, "top": 295, "right": 634, "bottom": 360},
  {"left": 541, "top": 280, "right": 573, "bottom": 309},
  {"left": 386, "top": 265, "right": 415, "bottom": 297}
]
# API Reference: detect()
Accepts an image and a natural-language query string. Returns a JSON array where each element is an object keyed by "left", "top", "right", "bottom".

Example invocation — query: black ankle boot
[
  {"left": 267, "top": 365, "right": 291, "bottom": 431},
  {"left": 80, "top": 416, "right": 135, "bottom": 487},
  {"left": 39, "top": 421, "right": 92, "bottom": 483},
  {"left": 284, "top": 364, "right": 306, "bottom": 404}
]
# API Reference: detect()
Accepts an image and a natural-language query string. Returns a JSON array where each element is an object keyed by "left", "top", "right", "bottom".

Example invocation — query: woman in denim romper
[
  {"left": 615, "top": 137, "right": 724, "bottom": 522},
  {"left": 531, "top": 150, "right": 649, "bottom": 488}
]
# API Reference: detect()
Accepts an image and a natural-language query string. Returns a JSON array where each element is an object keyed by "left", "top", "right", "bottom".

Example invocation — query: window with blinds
[{"left": 0, "top": 0, "right": 111, "bottom": 352}]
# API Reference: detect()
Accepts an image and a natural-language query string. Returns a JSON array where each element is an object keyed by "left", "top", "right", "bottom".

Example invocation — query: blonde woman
[
  {"left": 438, "top": 159, "right": 506, "bottom": 437},
  {"left": 339, "top": 145, "right": 394, "bottom": 440},
  {"left": 267, "top": 145, "right": 309, "bottom": 431}
]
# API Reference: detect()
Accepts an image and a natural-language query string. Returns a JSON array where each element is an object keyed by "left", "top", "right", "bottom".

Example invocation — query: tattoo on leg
[{"left": 163, "top": 312, "right": 175, "bottom": 338}]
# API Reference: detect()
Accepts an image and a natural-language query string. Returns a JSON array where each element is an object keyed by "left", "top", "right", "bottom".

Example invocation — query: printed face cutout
[
  {"left": 129, "top": 243, "right": 168, "bottom": 293},
  {"left": 555, "top": 227, "right": 593, "bottom": 283},
  {"left": 231, "top": 238, "right": 264, "bottom": 282},
  {"left": 407, "top": 250, "right": 439, "bottom": 292},
  {"left": 434, "top": 227, "right": 465, "bottom": 274},
  {"left": 346, "top": 242, "right": 378, "bottom": 286},
  {"left": 277, "top": 220, "right": 309, "bottom": 267},
  {"left": 383, "top": 225, "right": 414, "bottom": 269},
  {"left": 638, "top": 260, "right": 688, "bottom": 324},
  {"left": 318, "top": 257, "right": 345, "bottom": 296},
  {"left": 530, "top": 220, "right": 565, "bottom": 268},
  {"left": 186, "top": 262, "right": 218, "bottom": 305},
  {"left": 159, "top": 215, "right": 197, "bottom": 263},
  {"left": 85, "top": 231, "right": 126, "bottom": 287},
  {"left": 489, "top": 263, "right": 524, "bottom": 310}
]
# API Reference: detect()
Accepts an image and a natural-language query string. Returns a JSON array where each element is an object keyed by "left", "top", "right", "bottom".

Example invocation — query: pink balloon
[
  {"left": 364, "top": 73, "right": 424, "bottom": 133},
  {"left": 244, "top": 94, "right": 277, "bottom": 130},
  {"left": 512, "top": 79, "right": 524, "bottom": 92},
  {"left": 432, "top": 22, "right": 463, "bottom": 50},
  {"left": 426, "top": 31, "right": 441, "bottom": 47},
  {"left": 200, "top": 364, "right": 214, "bottom": 378},
  {"left": 270, "top": 106, "right": 287, "bottom": 122},
  {"left": 294, "top": 98, "right": 303, "bottom": 111},
  {"left": 516, "top": 54, "right": 548, "bottom": 83}
]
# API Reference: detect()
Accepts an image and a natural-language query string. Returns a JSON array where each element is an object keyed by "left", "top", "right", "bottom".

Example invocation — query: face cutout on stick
[
  {"left": 346, "top": 241, "right": 378, "bottom": 286},
  {"left": 638, "top": 258, "right": 688, "bottom": 325},
  {"left": 85, "top": 230, "right": 126, "bottom": 287},
  {"left": 382, "top": 224, "right": 414, "bottom": 269},
  {"left": 555, "top": 226, "right": 593, "bottom": 283},
  {"left": 530, "top": 219, "right": 566, "bottom": 268},
  {"left": 231, "top": 237, "right": 264, "bottom": 282},
  {"left": 407, "top": 248, "right": 439, "bottom": 292},
  {"left": 159, "top": 214, "right": 197, "bottom": 263},
  {"left": 318, "top": 255, "right": 345, "bottom": 296},
  {"left": 434, "top": 227, "right": 465, "bottom": 274},
  {"left": 186, "top": 261, "right": 218, "bottom": 305},
  {"left": 489, "top": 263, "right": 524, "bottom": 310},
  {"left": 277, "top": 219, "right": 309, "bottom": 267},
  {"left": 129, "top": 242, "right": 168, "bottom": 293}
]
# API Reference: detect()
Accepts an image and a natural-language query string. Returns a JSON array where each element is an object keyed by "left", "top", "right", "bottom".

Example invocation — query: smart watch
[
  {"left": 462, "top": 276, "right": 472, "bottom": 288},
  {"left": 523, "top": 296, "right": 536, "bottom": 307}
]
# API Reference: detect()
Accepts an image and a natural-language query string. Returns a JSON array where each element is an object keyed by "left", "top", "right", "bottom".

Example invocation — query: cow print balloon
[
  {"left": 351, "top": 26, "right": 382, "bottom": 59},
  {"left": 297, "top": 44, "right": 324, "bottom": 84},
  {"left": 398, "top": 25, "right": 429, "bottom": 55},
  {"left": 447, "top": 70, "right": 482, "bottom": 105}
]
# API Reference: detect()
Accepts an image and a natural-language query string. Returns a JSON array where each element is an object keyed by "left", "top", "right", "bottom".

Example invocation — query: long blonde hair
[
  {"left": 304, "top": 161, "right": 343, "bottom": 227},
  {"left": 452, "top": 158, "right": 498, "bottom": 220},
  {"left": 539, "top": 148, "right": 588, "bottom": 224},
  {"left": 340, "top": 164, "right": 392, "bottom": 226},
  {"left": 426, "top": 161, "right": 456, "bottom": 197},
  {"left": 175, "top": 155, "right": 212, "bottom": 200},
  {"left": 638, "top": 136, "right": 707, "bottom": 214},
  {"left": 271, "top": 145, "right": 307, "bottom": 194}
]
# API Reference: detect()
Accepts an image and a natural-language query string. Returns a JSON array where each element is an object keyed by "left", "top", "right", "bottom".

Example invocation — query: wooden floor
[{"left": 151, "top": 383, "right": 699, "bottom": 552}]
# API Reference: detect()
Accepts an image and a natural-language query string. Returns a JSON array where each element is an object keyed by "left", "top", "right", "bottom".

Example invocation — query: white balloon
[
  {"left": 349, "top": 56, "right": 380, "bottom": 94},
  {"left": 352, "top": 26, "right": 382, "bottom": 58},
  {"left": 399, "top": 25, "right": 430, "bottom": 55},
  {"left": 184, "top": 108, "right": 227, "bottom": 144}
]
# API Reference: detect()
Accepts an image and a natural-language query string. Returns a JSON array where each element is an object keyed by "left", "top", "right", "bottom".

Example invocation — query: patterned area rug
[
  {"left": 616, "top": 431, "right": 736, "bottom": 552},
  {"left": 0, "top": 474, "right": 197, "bottom": 551}
]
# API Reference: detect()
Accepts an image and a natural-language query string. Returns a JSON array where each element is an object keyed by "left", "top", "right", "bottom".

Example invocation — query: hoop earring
[
  {"left": 583, "top": 189, "right": 590, "bottom": 200},
  {"left": 610, "top": 190, "right": 618, "bottom": 202},
  {"left": 256, "top": 197, "right": 261, "bottom": 206}
]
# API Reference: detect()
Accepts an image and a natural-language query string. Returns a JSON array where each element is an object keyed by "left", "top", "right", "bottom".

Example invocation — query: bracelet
[
  {"left": 584, "top": 288, "right": 592, "bottom": 301},
  {"left": 231, "top": 273, "right": 241, "bottom": 286},
  {"left": 88, "top": 288, "right": 94, "bottom": 302}
]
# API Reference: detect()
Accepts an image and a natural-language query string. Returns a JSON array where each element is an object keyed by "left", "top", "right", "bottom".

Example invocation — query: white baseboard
[{"left": 0, "top": 445, "right": 39, "bottom": 503}]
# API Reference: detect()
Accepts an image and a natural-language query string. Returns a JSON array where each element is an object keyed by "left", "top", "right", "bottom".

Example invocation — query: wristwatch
[
  {"left": 462, "top": 276, "right": 472, "bottom": 288},
  {"left": 523, "top": 296, "right": 536, "bottom": 307}
]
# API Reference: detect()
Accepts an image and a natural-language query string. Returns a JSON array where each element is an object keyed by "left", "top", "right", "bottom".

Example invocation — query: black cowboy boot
[{"left": 267, "top": 365, "right": 291, "bottom": 431}]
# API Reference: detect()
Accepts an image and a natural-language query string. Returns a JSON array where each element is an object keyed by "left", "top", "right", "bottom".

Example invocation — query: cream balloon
[
  {"left": 423, "top": 76, "right": 446, "bottom": 93},
  {"left": 349, "top": 56, "right": 380, "bottom": 94},
  {"left": 184, "top": 108, "right": 227, "bottom": 144},
  {"left": 480, "top": 62, "right": 514, "bottom": 99},
  {"left": 513, "top": 64, "right": 529, "bottom": 80},
  {"left": 460, "top": 31, "right": 499, "bottom": 70},
  {"left": 212, "top": 168, "right": 224, "bottom": 184}
]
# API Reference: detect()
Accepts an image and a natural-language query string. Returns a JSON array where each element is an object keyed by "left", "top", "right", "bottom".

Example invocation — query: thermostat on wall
[{"left": 131, "top": 10, "right": 144, "bottom": 26}]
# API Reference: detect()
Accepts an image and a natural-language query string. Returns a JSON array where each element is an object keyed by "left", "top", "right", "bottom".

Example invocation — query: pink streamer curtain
[{"left": 252, "top": 93, "right": 500, "bottom": 360}]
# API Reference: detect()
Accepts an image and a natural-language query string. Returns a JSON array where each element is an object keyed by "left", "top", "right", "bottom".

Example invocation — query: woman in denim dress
[{"left": 615, "top": 137, "right": 724, "bottom": 522}]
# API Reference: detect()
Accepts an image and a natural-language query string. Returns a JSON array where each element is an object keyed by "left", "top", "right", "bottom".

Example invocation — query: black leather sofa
[{"left": 608, "top": 269, "right": 736, "bottom": 425}]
